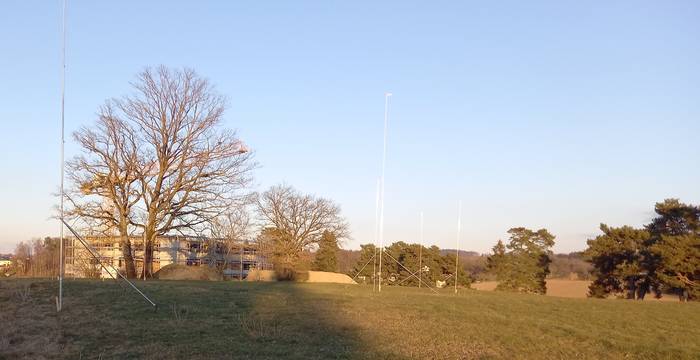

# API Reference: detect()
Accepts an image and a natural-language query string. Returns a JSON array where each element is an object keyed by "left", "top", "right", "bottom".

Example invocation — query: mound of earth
[
  {"left": 154, "top": 264, "right": 221, "bottom": 281},
  {"left": 246, "top": 269, "right": 277, "bottom": 282},
  {"left": 306, "top": 271, "right": 356, "bottom": 284},
  {"left": 245, "top": 269, "right": 356, "bottom": 284}
]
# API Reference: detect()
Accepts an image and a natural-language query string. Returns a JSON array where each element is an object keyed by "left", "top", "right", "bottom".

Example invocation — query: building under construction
[{"left": 65, "top": 235, "right": 272, "bottom": 279}]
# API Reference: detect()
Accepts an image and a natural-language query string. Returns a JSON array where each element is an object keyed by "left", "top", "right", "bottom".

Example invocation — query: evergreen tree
[
  {"left": 488, "top": 228, "right": 555, "bottom": 294},
  {"left": 651, "top": 234, "right": 700, "bottom": 301},
  {"left": 486, "top": 240, "right": 507, "bottom": 279},
  {"left": 583, "top": 225, "right": 652, "bottom": 299},
  {"left": 647, "top": 199, "right": 700, "bottom": 301},
  {"left": 349, "top": 242, "right": 471, "bottom": 288},
  {"left": 351, "top": 243, "right": 377, "bottom": 282},
  {"left": 422, "top": 245, "right": 447, "bottom": 286},
  {"left": 440, "top": 252, "right": 471, "bottom": 288},
  {"left": 584, "top": 199, "right": 700, "bottom": 301},
  {"left": 385, "top": 242, "right": 424, "bottom": 286},
  {"left": 312, "top": 231, "right": 340, "bottom": 272},
  {"left": 647, "top": 199, "right": 700, "bottom": 236}
]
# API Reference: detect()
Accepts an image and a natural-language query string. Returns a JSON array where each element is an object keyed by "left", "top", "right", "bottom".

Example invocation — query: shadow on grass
[
  {"left": 11, "top": 279, "right": 698, "bottom": 359},
  {"left": 0, "top": 279, "right": 373, "bottom": 359},
  {"left": 236, "top": 282, "right": 366, "bottom": 359}
]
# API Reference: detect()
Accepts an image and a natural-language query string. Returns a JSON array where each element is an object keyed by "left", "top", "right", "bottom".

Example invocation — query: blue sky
[{"left": 1, "top": 1, "right": 699, "bottom": 253}]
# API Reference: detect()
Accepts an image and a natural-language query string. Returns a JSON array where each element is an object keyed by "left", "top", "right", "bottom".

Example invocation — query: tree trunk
[
  {"left": 120, "top": 234, "right": 137, "bottom": 279},
  {"left": 116, "top": 221, "right": 136, "bottom": 278},
  {"left": 143, "top": 237, "right": 154, "bottom": 278},
  {"left": 636, "top": 286, "right": 647, "bottom": 300},
  {"left": 626, "top": 278, "right": 637, "bottom": 299},
  {"left": 143, "top": 217, "right": 157, "bottom": 278}
]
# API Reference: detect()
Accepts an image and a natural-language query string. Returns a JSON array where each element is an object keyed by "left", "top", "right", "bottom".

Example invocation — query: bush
[
  {"left": 275, "top": 266, "right": 296, "bottom": 281},
  {"left": 274, "top": 266, "right": 309, "bottom": 282}
]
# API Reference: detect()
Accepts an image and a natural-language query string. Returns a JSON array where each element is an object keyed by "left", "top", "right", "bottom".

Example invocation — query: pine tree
[
  {"left": 489, "top": 228, "right": 555, "bottom": 294},
  {"left": 312, "top": 231, "right": 340, "bottom": 272},
  {"left": 646, "top": 199, "right": 700, "bottom": 301},
  {"left": 349, "top": 242, "right": 471, "bottom": 288},
  {"left": 351, "top": 243, "right": 377, "bottom": 282},
  {"left": 584, "top": 199, "right": 700, "bottom": 301},
  {"left": 583, "top": 225, "right": 651, "bottom": 299},
  {"left": 651, "top": 234, "right": 700, "bottom": 301},
  {"left": 486, "top": 240, "right": 507, "bottom": 278}
]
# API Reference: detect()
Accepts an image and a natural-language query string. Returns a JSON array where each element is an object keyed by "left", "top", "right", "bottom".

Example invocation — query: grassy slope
[
  {"left": 472, "top": 279, "right": 680, "bottom": 300},
  {"left": 1, "top": 279, "right": 698, "bottom": 359}
]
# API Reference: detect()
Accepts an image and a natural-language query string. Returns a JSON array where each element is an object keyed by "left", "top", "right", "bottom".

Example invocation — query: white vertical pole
[
  {"left": 378, "top": 92, "right": 391, "bottom": 293},
  {"left": 373, "top": 178, "right": 380, "bottom": 291},
  {"left": 418, "top": 211, "right": 423, "bottom": 288},
  {"left": 454, "top": 200, "right": 462, "bottom": 294},
  {"left": 58, "top": 0, "right": 67, "bottom": 312}
]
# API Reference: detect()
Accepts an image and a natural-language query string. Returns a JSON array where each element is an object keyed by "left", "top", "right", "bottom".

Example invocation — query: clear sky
[{"left": 1, "top": 1, "right": 699, "bottom": 254}]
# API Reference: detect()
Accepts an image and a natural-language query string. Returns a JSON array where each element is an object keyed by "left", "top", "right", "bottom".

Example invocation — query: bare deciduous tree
[
  {"left": 256, "top": 185, "right": 348, "bottom": 267},
  {"left": 66, "top": 111, "right": 141, "bottom": 278},
  {"left": 207, "top": 205, "right": 252, "bottom": 274},
  {"left": 65, "top": 66, "right": 254, "bottom": 277},
  {"left": 123, "top": 66, "right": 255, "bottom": 277}
]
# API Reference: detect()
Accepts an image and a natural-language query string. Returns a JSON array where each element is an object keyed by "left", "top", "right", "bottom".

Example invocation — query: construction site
[{"left": 64, "top": 235, "right": 272, "bottom": 280}]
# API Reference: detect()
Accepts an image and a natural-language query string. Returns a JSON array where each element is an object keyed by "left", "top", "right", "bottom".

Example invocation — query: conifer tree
[
  {"left": 351, "top": 243, "right": 377, "bottom": 281},
  {"left": 486, "top": 240, "right": 507, "bottom": 279},
  {"left": 647, "top": 199, "right": 700, "bottom": 301},
  {"left": 583, "top": 225, "right": 651, "bottom": 299},
  {"left": 488, "top": 228, "right": 555, "bottom": 294},
  {"left": 312, "top": 231, "right": 340, "bottom": 272},
  {"left": 584, "top": 199, "right": 699, "bottom": 301},
  {"left": 651, "top": 234, "right": 699, "bottom": 301}
]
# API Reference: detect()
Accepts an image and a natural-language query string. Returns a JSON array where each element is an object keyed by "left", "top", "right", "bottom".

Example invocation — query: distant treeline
[
  {"left": 348, "top": 243, "right": 471, "bottom": 288},
  {"left": 7, "top": 199, "right": 696, "bottom": 303},
  {"left": 3, "top": 237, "right": 61, "bottom": 278},
  {"left": 336, "top": 248, "right": 590, "bottom": 282}
]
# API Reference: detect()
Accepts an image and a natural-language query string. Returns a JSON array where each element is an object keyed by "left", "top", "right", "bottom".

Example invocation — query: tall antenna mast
[
  {"left": 373, "top": 178, "right": 380, "bottom": 292},
  {"left": 377, "top": 92, "right": 391, "bottom": 292},
  {"left": 418, "top": 211, "right": 423, "bottom": 288},
  {"left": 58, "top": 0, "right": 67, "bottom": 312},
  {"left": 454, "top": 200, "right": 462, "bottom": 294}
]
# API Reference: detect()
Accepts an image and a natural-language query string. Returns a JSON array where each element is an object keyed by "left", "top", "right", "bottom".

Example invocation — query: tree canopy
[
  {"left": 584, "top": 199, "right": 699, "bottom": 301},
  {"left": 256, "top": 184, "right": 348, "bottom": 268},
  {"left": 584, "top": 225, "right": 653, "bottom": 299},
  {"left": 351, "top": 242, "right": 470, "bottom": 288},
  {"left": 312, "top": 231, "right": 340, "bottom": 272},
  {"left": 487, "top": 228, "right": 555, "bottom": 294}
]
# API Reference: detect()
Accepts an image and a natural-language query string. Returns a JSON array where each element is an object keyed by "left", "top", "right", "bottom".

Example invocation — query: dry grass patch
[
  {"left": 474, "top": 279, "right": 680, "bottom": 301},
  {"left": 1, "top": 279, "right": 698, "bottom": 359}
]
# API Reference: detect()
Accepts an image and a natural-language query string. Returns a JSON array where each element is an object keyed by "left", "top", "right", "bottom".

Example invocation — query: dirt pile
[
  {"left": 245, "top": 269, "right": 356, "bottom": 284},
  {"left": 245, "top": 269, "right": 277, "bottom": 282},
  {"left": 306, "top": 271, "right": 357, "bottom": 284},
  {"left": 154, "top": 264, "right": 221, "bottom": 281}
]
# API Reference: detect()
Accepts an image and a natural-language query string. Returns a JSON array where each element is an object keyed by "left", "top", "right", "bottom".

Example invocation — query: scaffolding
[{"left": 65, "top": 234, "right": 271, "bottom": 280}]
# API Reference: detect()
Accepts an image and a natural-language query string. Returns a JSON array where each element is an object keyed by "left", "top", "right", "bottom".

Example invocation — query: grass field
[
  {"left": 471, "top": 280, "right": 679, "bottom": 301},
  {"left": 1, "top": 279, "right": 699, "bottom": 359}
]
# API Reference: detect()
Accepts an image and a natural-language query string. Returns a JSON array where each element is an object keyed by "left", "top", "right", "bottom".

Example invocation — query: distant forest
[{"left": 333, "top": 248, "right": 591, "bottom": 281}]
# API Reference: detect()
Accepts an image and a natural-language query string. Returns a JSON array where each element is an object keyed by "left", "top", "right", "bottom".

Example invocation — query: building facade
[{"left": 65, "top": 235, "right": 271, "bottom": 279}]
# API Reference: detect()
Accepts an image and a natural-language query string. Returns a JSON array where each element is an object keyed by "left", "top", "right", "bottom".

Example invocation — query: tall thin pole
[
  {"left": 378, "top": 92, "right": 391, "bottom": 292},
  {"left": 454, "top": 200, "right": 462, "bottom": 294},
  {"left": 418, "top": 211, "right": 423, "bottom": 288},
  {"left": 58, "top": 0, "right": 67, "bottom": 312},
  {"left": 373, "top": 178, "right": 380, "bottom": 291}
]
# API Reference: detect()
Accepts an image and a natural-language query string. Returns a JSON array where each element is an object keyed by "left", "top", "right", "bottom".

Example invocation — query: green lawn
[{"left": 1, "top": 279, "right": 698, "bottom": 359}]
